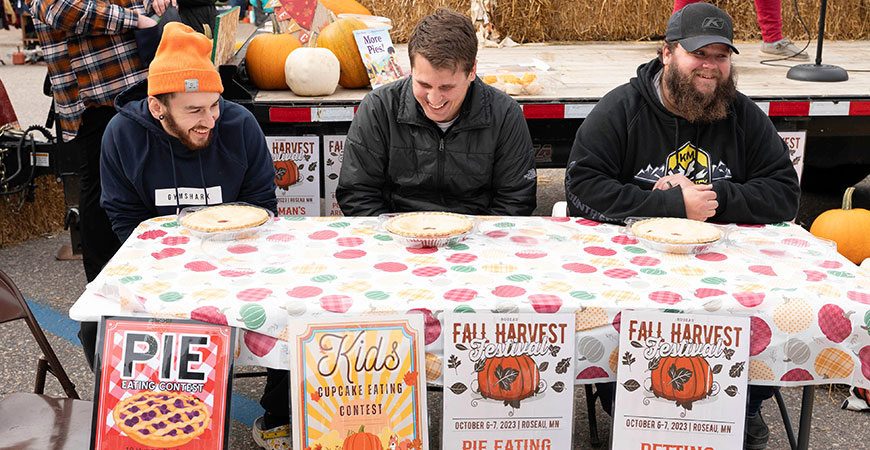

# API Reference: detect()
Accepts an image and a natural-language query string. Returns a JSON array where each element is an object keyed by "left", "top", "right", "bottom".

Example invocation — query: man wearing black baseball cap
[{"left": 565, "top": 4, "right": 799, "bottom": 446}]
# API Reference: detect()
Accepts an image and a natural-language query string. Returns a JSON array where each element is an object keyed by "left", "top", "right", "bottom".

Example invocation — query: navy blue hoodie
[
  {"left": 101, "top": 80, "right": 278, "bottom": 242},
  {"left": 565, "top": 58, "right": 800, "bottom": 224}
]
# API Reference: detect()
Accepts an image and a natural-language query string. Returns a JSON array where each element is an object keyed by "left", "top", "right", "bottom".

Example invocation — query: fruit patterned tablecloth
[{"left": 75, "top": 215, "right": 870, "bottom": 388}]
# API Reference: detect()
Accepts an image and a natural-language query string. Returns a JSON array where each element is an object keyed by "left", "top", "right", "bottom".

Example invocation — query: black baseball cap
[{"left": 665, "top": 2, "right": 739, "bottom": 54}]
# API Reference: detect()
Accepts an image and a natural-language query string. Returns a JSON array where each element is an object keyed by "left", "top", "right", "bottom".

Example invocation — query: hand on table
[{"left": 682, "top": 183, "right": 718, "bottom": 221}]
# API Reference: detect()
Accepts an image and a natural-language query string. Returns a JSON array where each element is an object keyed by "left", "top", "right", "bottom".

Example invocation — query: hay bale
[
  {"left": 363, "top": 0, "right": 870, "bottom": 43},
  {"left": 0, "top": 175, "right": 66, "bottom": 248}
]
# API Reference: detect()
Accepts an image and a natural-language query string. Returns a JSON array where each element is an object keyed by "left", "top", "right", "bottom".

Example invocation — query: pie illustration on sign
[
  {"left": 630, "top": 218, "right": 722, "bottom": 244},
  {"left": 113, "top": 391, "right": 211, "bottom": 447},
  {"left": 385, "top": 212, "right": 473, "bottom": 238},
  {"left": 180, "top": 204, "right": 269, "bottom": 232}
]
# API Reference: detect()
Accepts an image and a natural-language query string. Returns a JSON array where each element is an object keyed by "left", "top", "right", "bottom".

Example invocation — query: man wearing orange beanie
[{"left": 95, "top": 23, "right": 290, "bottom": 449}]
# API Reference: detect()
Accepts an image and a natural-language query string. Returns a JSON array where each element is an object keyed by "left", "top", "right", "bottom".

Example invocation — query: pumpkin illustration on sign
[
  {"left": 273, "top": 159, "right": 301, "bottom": 189},
  {"left": 477, "top": 354, "right": 541, "bottom": 408},
  {"left": 342, "top": 425, "right": 381, "bottom": 450},
  {"left": 649, "top": 355, "right": 713, "bottom": 409}
]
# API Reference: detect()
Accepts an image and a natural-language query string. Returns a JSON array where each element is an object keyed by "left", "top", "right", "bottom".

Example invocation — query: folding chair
[{"left": 0, "top": 268, "right": 93, "bottom": 449}]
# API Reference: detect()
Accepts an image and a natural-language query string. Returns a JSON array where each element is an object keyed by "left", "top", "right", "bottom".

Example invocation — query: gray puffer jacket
[{"left": 336, "top": 76, "right": 537, "bottom": 216}]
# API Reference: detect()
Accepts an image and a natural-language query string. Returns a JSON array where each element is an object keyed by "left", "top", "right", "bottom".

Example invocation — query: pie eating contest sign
[
  {"left": 91, "top": 317, "right": 235, "bottom": 449},
  {"left": 443, "top": 313, "right": 575, "bottom": 450},
  {"left": 612, "top": 311, "right": 750, "bottom": 450},
  {"left": 290, "top": 315, "right": 428, "bottom": 450}
]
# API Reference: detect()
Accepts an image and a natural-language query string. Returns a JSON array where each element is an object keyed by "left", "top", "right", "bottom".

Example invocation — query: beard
[
  {"left": 162, "top": 111, "right": 214, "bottom": 150},
  {"left": 664, "top": 63, "right": 737, "bottom": 123}
]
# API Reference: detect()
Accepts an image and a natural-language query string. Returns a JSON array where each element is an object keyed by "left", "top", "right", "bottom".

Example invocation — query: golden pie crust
[
  {"left": 385, "top": 212, "right": 473, "bottom": 237},
  {"left": 113, "top": 391, "right": 210, "bottom": 447},
  {"left": 180, "top": 205, "right": 269, "bottom": 232},
  {"left": 630, "top": 218, "right": 722, "bottom": 244}
]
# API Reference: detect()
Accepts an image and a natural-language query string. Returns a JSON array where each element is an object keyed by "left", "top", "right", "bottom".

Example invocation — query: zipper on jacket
[{"left": 438, "top": 138, "right": 445, "bottom": 206}]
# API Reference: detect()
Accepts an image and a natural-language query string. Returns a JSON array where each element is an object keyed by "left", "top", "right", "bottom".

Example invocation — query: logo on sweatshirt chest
[
  {"left": 666, "top": 142, "right": 711, "bottom": 184},
  {"left": 155, "top": 187, "right": 224, "bottom": 207},
  {"left": 633, "top": 141, "right": 732, "bottom": 185}
]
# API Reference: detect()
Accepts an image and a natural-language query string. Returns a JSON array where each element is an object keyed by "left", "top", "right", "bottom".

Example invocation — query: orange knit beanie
[{"left": 148, "top": 22, "right": 224, "bottom": 96}]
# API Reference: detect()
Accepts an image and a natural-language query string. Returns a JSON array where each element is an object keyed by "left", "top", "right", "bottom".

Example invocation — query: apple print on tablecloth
[
  {"left": 408, "top": 308, "right": 441, "bottom": 345},
  {"left": 749, "top": 316, "right": 771, "bottom": 356},
  {"left": 245, "top": 331, "right": 277, "bottom": 357},
  {"left": 818, "top": 304, "right": 854, "bottom": 343},
  {"left": 191, "top": 306, "right": 228, "bottom": 326}
]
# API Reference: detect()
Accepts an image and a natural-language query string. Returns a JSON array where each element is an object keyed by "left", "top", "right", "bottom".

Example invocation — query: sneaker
[
  {"left": 744, "top": 413, "right": 770, "bottom": 450},
  {"left": 761, "top": 39, "right": 809, "bottom": 59},
  {"left": 252, "top": 416, "right": 292, "bottom": 450}
]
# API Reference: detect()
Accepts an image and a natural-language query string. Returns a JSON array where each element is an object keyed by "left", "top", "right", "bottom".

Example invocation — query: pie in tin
[
  {"left": 385, "top": 212, "right": 473, "bottom": 237},
  {"left": 630, "top": 217, "right": 722, "bottom": 244},
  {"left": 113, "top": 391, "right": 210, "bottom": 447},
  {"left": 180, "top": 204, "right": 269, "bottom": 232}
]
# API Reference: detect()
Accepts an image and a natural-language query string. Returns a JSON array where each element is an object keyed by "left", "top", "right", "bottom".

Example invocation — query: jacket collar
[{"left": 397, "top": 76, "right": 492, "bottom": 131}]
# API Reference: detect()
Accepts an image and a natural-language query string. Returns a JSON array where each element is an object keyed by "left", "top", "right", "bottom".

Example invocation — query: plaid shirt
[{"left": 26, "top": 0, "right": 151, "bottom": 142}]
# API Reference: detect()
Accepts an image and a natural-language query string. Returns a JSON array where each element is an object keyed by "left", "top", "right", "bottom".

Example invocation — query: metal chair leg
[
  {"left": 585, "top": 384, "right": 600, "bottom": 447},
  {"left": 773, "top": 386, "right": 797, "bottom": 450}
]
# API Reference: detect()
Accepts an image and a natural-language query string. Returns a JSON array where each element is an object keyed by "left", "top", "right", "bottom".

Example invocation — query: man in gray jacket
[{"left": 337, "top": 8, "right": 537, "bottom": 216}]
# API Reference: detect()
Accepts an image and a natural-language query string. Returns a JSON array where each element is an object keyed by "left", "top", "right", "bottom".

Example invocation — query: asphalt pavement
[{"left": 2, "top": 26, "right": 869, "bottom": 450}]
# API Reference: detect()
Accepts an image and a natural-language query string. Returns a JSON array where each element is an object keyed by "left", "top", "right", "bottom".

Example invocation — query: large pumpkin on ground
[
  {"left": 342, "top": 425, "right": 382, "bottom": 450},
  {"left": 810, "top": 187, "right": 870, "bottom": 265},
  {"left": 316, "top": 18, "right": 369, "bottom": 88},
  {"left": 246, "top": 32, "right": 302, "bottom": 90},
  {"left": 650, "top": 355, "right": 713, "bottom": 406},
  {"left": 320, "top": 0, "right": 372, "bottom": 16},
  {"left": 477, "top": 355, "right": 540, "bottom": 406}
]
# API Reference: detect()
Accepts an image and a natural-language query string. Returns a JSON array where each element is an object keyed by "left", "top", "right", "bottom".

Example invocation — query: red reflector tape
[
  {"left": 269, "top": 107, "right": 312, "bottom": 122},
  {"left": 523, "top": 104, "right": 565, "bottom": 119},
  {"left": 768, "top": 102, "right": 809, "bottom": 116}
]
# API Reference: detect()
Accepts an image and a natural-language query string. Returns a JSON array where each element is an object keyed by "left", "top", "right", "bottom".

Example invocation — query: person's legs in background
[
  {"left": 253, "top": 368, "right": 292, "bottom": 450},
  {"left": 745, "top": 385, "right": 774, "bottom": 450},
  {"left": 755, "top": 0, "right": 808, "bottom": 58},
  {"left": 672, "top": 0, "right": 807, "bottom": 59},
  {"left": 74, "top": 105, "right": 122, "bottom": 371}
]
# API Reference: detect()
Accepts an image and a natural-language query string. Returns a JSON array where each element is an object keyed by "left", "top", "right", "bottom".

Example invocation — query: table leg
[{"left": 796, "top": 386, "right": 814, "bottom": 450}]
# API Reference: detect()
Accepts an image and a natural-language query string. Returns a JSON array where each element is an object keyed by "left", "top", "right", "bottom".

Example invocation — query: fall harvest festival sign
[
  {"left": 443, "top": 313, "right": 575, "bottom": 450},
  {"left": 613, "top": 311, "right": 750, "bottom": 450}
]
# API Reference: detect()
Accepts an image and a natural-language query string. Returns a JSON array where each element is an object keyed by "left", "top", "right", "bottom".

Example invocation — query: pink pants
[{"left": 673, "top": 0, "right": 783, "bottom": 43}]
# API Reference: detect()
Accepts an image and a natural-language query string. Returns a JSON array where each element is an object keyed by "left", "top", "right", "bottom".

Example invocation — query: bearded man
[
  {"left": 565, "top": 1, "right": 798, "bottom": 225},
  {"left": 564, "top": 3, "right": 799, "bottom": 449},
  {"left": 100, "top": 22, "right": 277, "bottom": 242}
]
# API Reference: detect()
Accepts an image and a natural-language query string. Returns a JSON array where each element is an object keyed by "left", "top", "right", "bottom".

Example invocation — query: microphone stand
[{"left": 786, "top": 0, "right": 848, "bottom": 82}]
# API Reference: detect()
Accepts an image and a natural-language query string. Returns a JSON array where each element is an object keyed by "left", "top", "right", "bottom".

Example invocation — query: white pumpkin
[{"left": 284, "top": 47, "right": 341, "bottom": 97}]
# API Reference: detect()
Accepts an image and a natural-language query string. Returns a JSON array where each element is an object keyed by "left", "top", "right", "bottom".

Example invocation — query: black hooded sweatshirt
[{"left": 565, "top": 58, "right": 800, "bottom": 224}]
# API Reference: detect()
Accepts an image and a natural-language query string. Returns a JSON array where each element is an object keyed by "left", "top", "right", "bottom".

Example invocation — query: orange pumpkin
[
  {"left": 320, "top": 0, "right": 372, "bottom": 16},
  {"left": 342, "top": 425, "right": 382, "bottom": 450},
  {"left": 316, "top": 18, "right": 370, "bottom": 88},
  {"left": 477, "top": 355, "right": 539, "bottom": 406},
  {"left": 273, "top": 159, "right": 300, "bottom": 188},
  {"left": 810, "top": 187, "right": 870, "bottom": 265},
  {"left": 246, "top": 32, "right": 302, "bottom": 90},
  {"left": 650, "top": 355, "right": 713, "bottom": 406}
]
